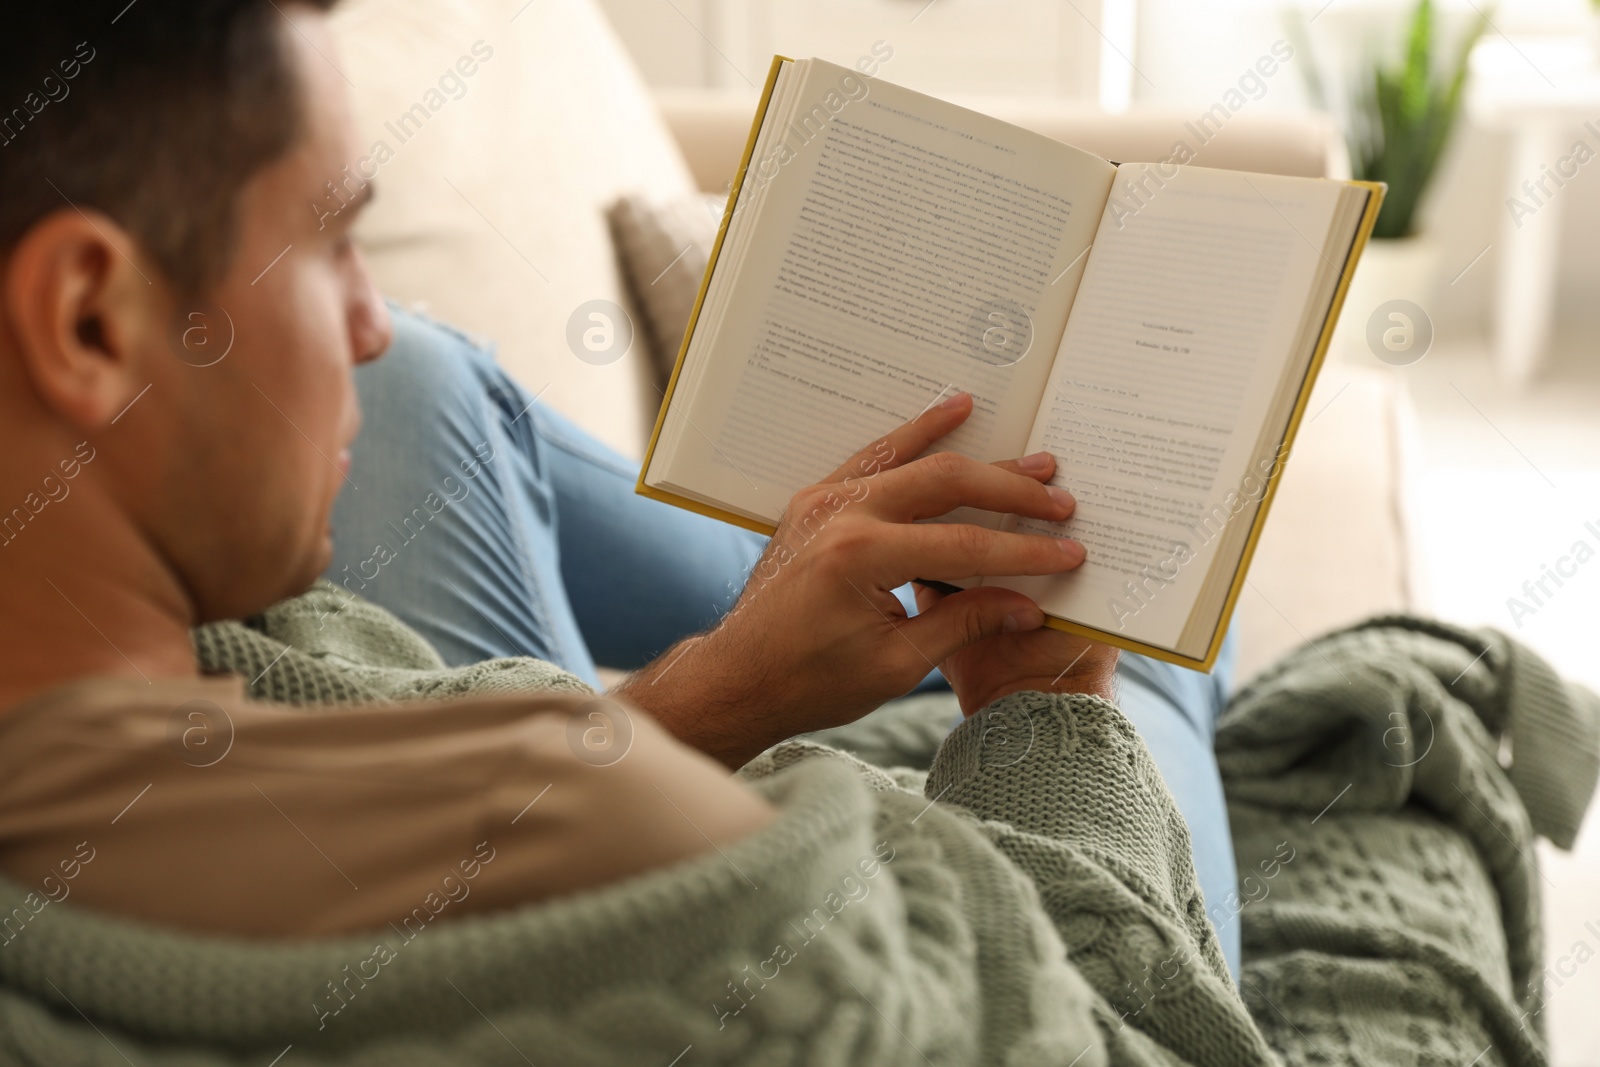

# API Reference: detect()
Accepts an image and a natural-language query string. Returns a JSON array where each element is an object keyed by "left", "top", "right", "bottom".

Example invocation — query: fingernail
[
  {"left": 1003, "top": 607, "right": 1039, "bottom": 632},
  {"left": 1019, "top": 450, "right": 1052, "bottom": 471},
  {"left": 1046, "top": 486, "right": 1075, "bottom": 511},
  {"left": 1059, "top": 539, "right": 1086, "bottom": 564},
  {"left": 940, "top": 391, "right": 969, "bottom": 409}
]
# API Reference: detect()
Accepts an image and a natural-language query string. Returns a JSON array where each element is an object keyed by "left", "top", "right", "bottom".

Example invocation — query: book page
[
  {"left": 998, "top": 165, "right": 1346, "bottom": 648},
  {"left": 650, "top": 59, "right": 1116, "bottom": 522}
]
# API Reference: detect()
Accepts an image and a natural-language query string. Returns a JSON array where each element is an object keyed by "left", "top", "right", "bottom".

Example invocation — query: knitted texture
[
  {"left": 923, "top": 691, "right": 1278, "bottom": 1067},
  {"left": 804, "top": 691, "right": 958, "bottom": 771},
  {"left": 0, "top": 586, "right": 1587, "bottom": 1067},
  {"left": 191, "top": 580, "right": 592, "bottom": 705},
  {"left": 0, "top": 754, "right": 1104, "bottom": 1066},
  {"left": 1217, "top": 617, "right": 1600, "bottom": 1067}
]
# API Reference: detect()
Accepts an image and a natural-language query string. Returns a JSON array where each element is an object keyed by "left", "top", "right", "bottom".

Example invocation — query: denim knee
[{"left": 361, "top": 305, "right": 502, "bottom": 416}]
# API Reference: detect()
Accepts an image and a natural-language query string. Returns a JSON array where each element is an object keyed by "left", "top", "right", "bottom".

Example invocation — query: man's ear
[{"left": 2, "top": 208, "right": 164, "bottom": 431}]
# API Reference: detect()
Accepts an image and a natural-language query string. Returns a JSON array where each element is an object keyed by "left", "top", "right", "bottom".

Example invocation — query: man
[{"left": 0, "top": 3, "right": 1261, "bottom": 1062}]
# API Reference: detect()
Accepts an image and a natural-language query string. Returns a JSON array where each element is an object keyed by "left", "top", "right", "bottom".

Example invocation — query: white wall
[
  {"left": 1135, "top": 0, "right": 1600, "bottom": 341},
  {"left": 595, "top": 0, "right": 1136, "bottom": 102},
  {"left": 597, "top": 0, "right": 1600, "bottom": 341}
]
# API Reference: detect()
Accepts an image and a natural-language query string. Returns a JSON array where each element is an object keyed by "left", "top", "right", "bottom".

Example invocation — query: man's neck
[{"left": 0, "top": 492, "right": 199, "bottom": 712}]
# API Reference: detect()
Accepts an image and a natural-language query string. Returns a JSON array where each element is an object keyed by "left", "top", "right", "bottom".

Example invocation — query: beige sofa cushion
[
  {"left": 657, "top": 89, "right": 1350, "bottom": 195},
  {"left": 605, "top": 193, "right": 720, "bottom": 386},
  {"left": 329, "top": 0, "right": 698, "bottom": 460},
  {"left": 1230, "top": 361, "right": 1417, "bottom": 682}
]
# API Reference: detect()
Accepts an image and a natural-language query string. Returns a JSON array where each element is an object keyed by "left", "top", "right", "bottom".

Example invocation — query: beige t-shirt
[{"left": 0, "top": 675, "right": 773, "bottom": 939}]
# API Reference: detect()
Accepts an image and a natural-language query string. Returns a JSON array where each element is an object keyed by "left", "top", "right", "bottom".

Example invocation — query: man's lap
[
  {"left": 326, "top": 307, "right": 766, "bottom": 685},
  {"left": 327, "top": 307, "right": 1242, "bottom": 977}
]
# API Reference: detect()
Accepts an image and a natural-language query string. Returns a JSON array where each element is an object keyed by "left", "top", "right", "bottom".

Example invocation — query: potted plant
[{"left": 1288, "top": 0, "right": 1488, "bottom": 359}]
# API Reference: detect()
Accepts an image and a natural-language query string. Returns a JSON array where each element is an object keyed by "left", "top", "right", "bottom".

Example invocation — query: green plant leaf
[
  {"left": 1402, "top": 0, "right": 1435, "bottom": 124},
  {"left": 1271, "top": 0, "right": 1489, "bottom": 236},
  {"left": 1344, "top": 0, "right": 1490, "bottom": 236}
]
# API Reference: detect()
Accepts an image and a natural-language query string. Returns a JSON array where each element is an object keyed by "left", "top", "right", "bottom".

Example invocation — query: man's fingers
[
  {"left": 821, "top": 391, "right": 974, "bottom": 484},
  {"left": 992, "top": 450, "right": 1058, "bottom": 483},
  {"left": 873, "top": 523, "right": 1086, "bottom": 583},
  {"left": 901, "top": 586, "right": 1044, "bottom": 665},
  {"left": 912, "top": 580, "right": 947, "bottom": 616},
  {"left": 869, "top": 451, "right": 1075, "bottom": 524}
]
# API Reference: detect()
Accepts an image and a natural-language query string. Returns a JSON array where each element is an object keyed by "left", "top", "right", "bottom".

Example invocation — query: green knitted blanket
[
  {"left": 0, "top": 589, "right": 1589, "bottom": 1067},
  {"left": 1220, "top": 616, "right": 1598, "bottom": 1066}
]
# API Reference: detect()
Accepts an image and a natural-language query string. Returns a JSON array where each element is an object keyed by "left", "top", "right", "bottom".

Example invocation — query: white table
[{"left": 1468, "top": 36, "right": 1600, "bottom": 384}]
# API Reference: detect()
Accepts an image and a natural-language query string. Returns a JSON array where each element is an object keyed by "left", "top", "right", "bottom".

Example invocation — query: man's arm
[
  {"left": 616, "top": 393, "right": 1116, "bottom": 768},
  {"left": 0, "top": 680, "right": 774, "bottom": 938}
]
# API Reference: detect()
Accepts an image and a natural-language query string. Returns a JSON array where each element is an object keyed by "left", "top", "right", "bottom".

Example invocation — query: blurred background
[
  {"left": 328, "top": 1, "right": 1600, "bottom": 1059},
  {"left": 598, "top": 14, "right": 1600, "bottom": 1053}
]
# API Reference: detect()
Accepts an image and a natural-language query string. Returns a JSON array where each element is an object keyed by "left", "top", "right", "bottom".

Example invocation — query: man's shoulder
[
  {"left": 193, "top": 581, "right": 590, "bottom": 707},
  {"left": 197, "top": 580, "right": 446, "bottom": 674}
]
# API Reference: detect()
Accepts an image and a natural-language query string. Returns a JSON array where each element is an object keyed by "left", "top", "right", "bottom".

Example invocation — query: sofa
[{"left": 327, "top": 0, "right": 1419, "bottom": 684}]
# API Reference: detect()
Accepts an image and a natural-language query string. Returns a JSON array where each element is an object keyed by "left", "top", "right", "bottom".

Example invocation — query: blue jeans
[{"left": 327, "top": 308, "right": 1242, "bottom": 979}]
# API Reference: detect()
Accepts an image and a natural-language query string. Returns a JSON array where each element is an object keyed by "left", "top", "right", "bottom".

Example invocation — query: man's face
[{"left": 145, "top": 8, "right": 390, "bottom": 621}]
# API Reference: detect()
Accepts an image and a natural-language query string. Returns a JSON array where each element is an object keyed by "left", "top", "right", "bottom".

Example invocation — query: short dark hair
[{"left": 0, "top": 0, "right": 339, "bottom": 296}]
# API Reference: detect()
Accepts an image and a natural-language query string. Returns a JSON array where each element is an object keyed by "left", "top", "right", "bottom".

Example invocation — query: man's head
[{"left": 0, "top": 0, "right": 391, "bottom": 623}]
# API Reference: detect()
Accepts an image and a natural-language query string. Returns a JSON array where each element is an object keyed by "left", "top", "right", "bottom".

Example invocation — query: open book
[{"left": 638, "top": 56, "right": 1384, "bottom": 671}]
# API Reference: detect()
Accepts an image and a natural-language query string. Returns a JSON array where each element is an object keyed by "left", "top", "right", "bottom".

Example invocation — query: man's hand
[
  {"left": 915, "top": 582, "right": 1120, "bottom": 714},
  {"left": 616, "top": 393, "right": 1090, "bottom": 767}
]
